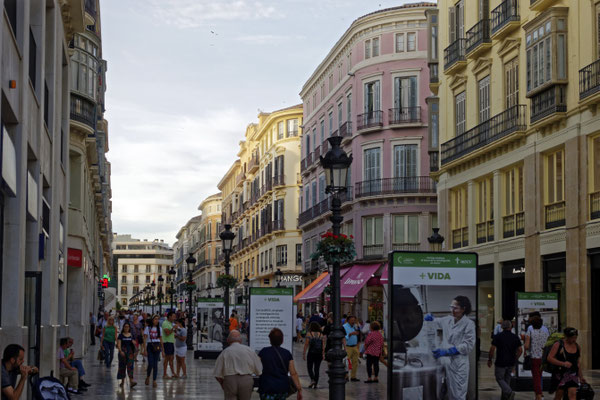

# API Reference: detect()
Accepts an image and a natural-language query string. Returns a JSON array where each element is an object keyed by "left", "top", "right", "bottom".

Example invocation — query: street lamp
[
  {"left": 185, "top": 253, "right": 196, "bottom": 350},
  {"left": 320, "top": 135, "right": 352, "bottom": 400},
  {"left": 275, "top": 268, "right": 283, "bottom": 288},
  {"left": 427, "top": 227, "right": 445, "bottom": 252},
  {"left": 206, "top": 282, "right": 213, "bottom": 298},
  {"left": 158, "top": 275, "right": 164, "bottom": 315},
  {"left": 151, "top": 280, "right": 156, "bottom": 315},
  {"left": 168, "top": 266, "right": 176, "bottom": 312},
  {"left": 219, "top": 224, "right": 235, "bottom": 348},
  {"left": 243, "top": 275, "right": 250, "bottom": 326}
]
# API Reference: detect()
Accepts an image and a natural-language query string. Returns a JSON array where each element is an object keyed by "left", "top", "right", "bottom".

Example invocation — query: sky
[{"left": 101, "top": 0, "right": 422, "bottom": 245}]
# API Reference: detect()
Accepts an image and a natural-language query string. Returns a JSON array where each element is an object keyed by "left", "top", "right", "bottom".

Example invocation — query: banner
[
  {"left": 249, "top": 287, "right": 293, "bottom": 353},
  {"left": 388, "top": 251, "right": 478, "bottom": 400},
  {"left": 196, "top": 298, "right": 224, "bottom": 343},
  {"left": 515, "top": 292, "right": 559, "bottom": 379}
]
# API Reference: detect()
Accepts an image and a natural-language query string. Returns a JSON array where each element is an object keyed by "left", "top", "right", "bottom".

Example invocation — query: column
[
  {"left": 493, "top": 170, "right": 501, "bottom": 241},
  {"left": 524, "top": 153, "right": 542, "bottom": 291},
  {"left": 467, "top": 180, "right": 476, "bottom": 246}
]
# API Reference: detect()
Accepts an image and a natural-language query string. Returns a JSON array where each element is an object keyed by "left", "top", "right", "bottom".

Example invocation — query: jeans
[
  {"left": 72, "top": 360, "right": 85, "bottom": 378},
  {"left": 146, "top": 344, "right": 160, "bottom": 381},
  {"left": 306, "top": 353, "right": 323, "bottom": 384},
  {"left": 103, "top": 340, "right": 115, "bottom": 368},
  {"left": 366, "top": 355, "right": 380, "bottom": 378},
  {"left": 494, "top": 365, "right": 514, "bottom": 396}
]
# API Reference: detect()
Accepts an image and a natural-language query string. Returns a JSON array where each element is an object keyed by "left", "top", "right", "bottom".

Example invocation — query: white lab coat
[{"left": 434, "top": 315, "right": 475, "bottom": 400}]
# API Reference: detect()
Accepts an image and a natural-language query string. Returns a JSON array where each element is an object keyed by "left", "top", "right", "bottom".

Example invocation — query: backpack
[
  {"left": 308, "top": 333, "right": 323, "bottom": 354},
  {"left": 541, "top": 333, "right": 564, "bottom": 373},
  {"left": 29, "top": 375, "right": 71, "bottom": 400}
]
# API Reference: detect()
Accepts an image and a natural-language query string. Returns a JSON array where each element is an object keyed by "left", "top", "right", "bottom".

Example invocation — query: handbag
[
  {"left": 274, "top": 347, "right": 298, "bottom": 397},
  {"left": 577, "top": 383, "right": 595, "bottom": 400},
  {"left": 150, "top": 342, "right": 161, "bottom": 353},
  {"left": 523, "top": 355, "right": 532, "bottom": 370},
  {"left": 97, "top": 348, "right": 104, "bottom": 361}
]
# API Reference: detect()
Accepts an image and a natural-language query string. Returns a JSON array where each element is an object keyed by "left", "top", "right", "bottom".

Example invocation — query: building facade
[
  {"left": 218, "top": 106, "right": 304, "bottom": 301},
  {"left": 115, "top": 235, "right": 173, "bottom": 312},
  {"left": 434, "top": 0, "right": 600, "bottom": 366},
  {"left": 172, "top": 216, "right": 202, "bottom": 308},
  {"left": 298, "top": 3, "right": 437, "bottom": 320}
]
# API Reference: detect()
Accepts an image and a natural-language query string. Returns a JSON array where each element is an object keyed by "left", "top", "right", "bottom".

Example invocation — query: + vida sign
[{"left": 392, "top": 252, "right": 477, "bottom": 286}]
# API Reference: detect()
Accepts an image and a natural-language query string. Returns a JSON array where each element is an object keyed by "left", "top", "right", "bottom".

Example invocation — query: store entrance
[
  {"left": 591, "top": 253, "right": 600, "bottom": 369},
  {"left": 502, "top": 261, "right": 525, "bottom": 320}
]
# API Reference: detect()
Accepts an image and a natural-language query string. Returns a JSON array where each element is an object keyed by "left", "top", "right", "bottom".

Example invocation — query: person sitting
[
  {"left": 2, "top": 344, "right": 38, "bottom": 400},
  {"left": 65, "top": 338, "right": 91, "bottom": 389},
  {"left": 57, "top": 338, "right": 81, "bottom": 395}
]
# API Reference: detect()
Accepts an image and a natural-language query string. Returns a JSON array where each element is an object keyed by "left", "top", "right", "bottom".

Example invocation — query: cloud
[{"left": 148, "top": 0, "right": 282, "bottom": 28}]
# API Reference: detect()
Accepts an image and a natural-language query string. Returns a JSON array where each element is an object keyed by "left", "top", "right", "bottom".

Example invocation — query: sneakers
[
  {"left": 79, "top": 379, "right": 91, "bottom": 388},
  {"left": 67, "top": 388, "right": 81, "bottom": 395}
]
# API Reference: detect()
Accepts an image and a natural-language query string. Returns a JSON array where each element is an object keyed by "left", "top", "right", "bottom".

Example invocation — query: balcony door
[
  {"left": 393, "top": 77, "right": 418, "bottom": 122},
  {"left": 363, "top": 147, "right": 381, "bottom": 195},
  {"left": 394, "top": 144, "right": 418, "bottom": 191},
  {"left": 363, "top": 81, "right": 381, "bottom": 123},
  {"left": 478, "top": 76, "right": 491, "bottom": 123}
]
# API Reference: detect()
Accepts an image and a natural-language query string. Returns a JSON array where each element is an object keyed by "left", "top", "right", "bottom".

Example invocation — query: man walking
[
  {"left": 343, "top": 315, "right": 360, "bottom": 382},
  {"left": 488, "top": 320, "right": 522, "bottom": 400},
  {"left": 2, "top": 344, "right": 38, "bottom": 400},
  {"left": 162, "top": 312, "right": 177, "bottom": 379},
  {"left": 214, "top": 330, "right": 262, "bottom": 400}
]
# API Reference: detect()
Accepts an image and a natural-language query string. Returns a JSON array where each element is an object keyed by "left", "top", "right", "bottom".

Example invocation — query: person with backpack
[
  {"left": 547, "top": 327, "right": 586, "bottom": 400},
  {"left": 524, "top": 315, "right": 549, "bottom": 400},
  {"left": 303, "top": 322, "right": 325, "bottom": 389},
  {"left": 363, "top": 321, "right": 384, "bottom": 384}
]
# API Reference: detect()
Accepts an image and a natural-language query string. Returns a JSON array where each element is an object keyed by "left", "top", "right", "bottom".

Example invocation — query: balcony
[
  {"left": 298, "top": 189, "right": 353, "bottom": 227},
  {"left": 441, "top": 105, "right": 527, "bottom": 166},
  {"left": 314, "top": 145, "right": 321, "bottom": 160},
  {"left": 444, "top": 39, "right": 466, "bottom": 72},
  {"left": 272, "top": 175, "right": 285, "bottom": 187},
  {"left": 503, "top": 212, "right": 525, "bottom": 238},
  {"left": 235, "top": 172, "right": 245, "bottom": 187},
  {"left": 545, "top": 201, "right": 566, "bottom": 229},
  {"left": 476, "top": 221, "right": 494, "bottom": 244},
  {"left": 529, "top": 0, "right": 558, "bottom": 11},
  {"left": 288, "top": 129, "right": 299, "bottom": 137},
  {"left": 465, "top": 19, "right": 491, "bottom": 57},
  {"left": 580, "top": 58, "right": 600, "bottom": 102},
  {"left": 429, "top": 151, "right": 439, "bottom": 173},
  {"left": 260, "top": 181, "right": 273, "bottom": 197},
  {"left": 248, "top": 152, "right": 260, "bottom": 173},
  {"left": 530, "top": 85, "right": 567, "bottom": 125},
  {"left": 338, "top": 121, "right": 353, "bottom": 138},
  {"left": 70, "top": 93, "right": 96, "bottom": 130},
  {"left": 452, "top": 227, "right": 469, "bottom": 249},
  {"left": 356, "top": 111, "right": 383, "bottom": 131},
  {"left": 591, "top": 191, "right": 600, "bottom": 220},
  {"left": 355, "top": 176, "right": 436, "bottom": 198},
  {"left": 392, "top": 243, "right": 420, "bottom": 252},
  {"left": 301, "top": 153, "right": 314, "bottom": 173},
  {"left": 388, "top": 107, "right": 421, "bottom": 125},
  {"left": 429, "top": 63, "right": 439, "bottom": 84},
  {"left": 272, "top": 220, "right": 284, "bottom": 231},
  {"left": 363, "top": 244, "right": 384, "bottom": 259},
  {"left": 491, "top": 0, "right": 520, "bottom": 39}
]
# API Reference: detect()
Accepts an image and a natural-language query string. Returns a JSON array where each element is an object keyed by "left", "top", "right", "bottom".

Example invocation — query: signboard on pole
[
  {"left": 515, "top": 292, "right": 559, "bottom": 383},
  {"left": 196, "top": 298, "right": 224, "bottom": 344},
  {"left": 249, "top": 287, "right": 294, "bottom": 353},
  {"left": 388, "top": 251, "right": 478, "bottom": 400}
]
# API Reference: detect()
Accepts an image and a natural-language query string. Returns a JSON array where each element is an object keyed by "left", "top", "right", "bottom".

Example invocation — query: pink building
[{"left": 297, "top": 3, "right": 438, "bottom": 318}]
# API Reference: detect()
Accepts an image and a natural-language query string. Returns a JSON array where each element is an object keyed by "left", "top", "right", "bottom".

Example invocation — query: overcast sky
[{"left": 101, "top": 0, "right": 421, "bottom": 245}]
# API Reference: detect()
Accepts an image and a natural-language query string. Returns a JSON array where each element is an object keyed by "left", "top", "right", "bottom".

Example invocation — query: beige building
[
  {"left": 218, "top": 106, "right": 304, "bottom": 300},
  {"left": 433, "top": 0, "right": 600, "bottom": 366},
  {"left": 172, "top": 216, "right": 202, "bottom": 307}
]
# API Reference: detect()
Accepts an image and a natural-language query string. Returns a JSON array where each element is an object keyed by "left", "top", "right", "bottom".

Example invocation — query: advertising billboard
[
  {"left": 196, "top": 298, "right": 224, "bottom": 344},
  {"left": 249, "top": 287, "right": 294, "bottom": 353},
  {"left": 388, "top": 251, "right": 478, "bottom": 400}
]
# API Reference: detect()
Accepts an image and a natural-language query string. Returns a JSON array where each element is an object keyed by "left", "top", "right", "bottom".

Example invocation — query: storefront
[
  {"left": 589, "top": 250, "right": 600, "bottom": 369},
  {"left": 501, "top": 260, "right": 525, "bottom": 320},
  {"left": 542, "top": 253, "right": 566, "bottom": 330},
  {"left": 478, "top": 264, "right": 494, "bottom": 351}
]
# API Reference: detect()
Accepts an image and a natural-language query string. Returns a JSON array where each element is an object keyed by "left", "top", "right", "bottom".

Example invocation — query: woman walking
[
  {"left": 303, "top": 322, "right": 325, "bottom": 388},
  {"left": 363, "top": 321, "right": 384, "bottom": 383},
  {"left": 258, "top": 328, "right": 303, "bottom": 400},
  {"left": 524, "top": 315, "right": 549, "bottom": 400},
  {"left": 142, "top": 315, "right": 165, "bottom": 388},
  {"left": 547, "top": 327, "right": 586, "bottom": 400},
  {"left": 100, "top": 316, "right": 117, "bottom": 368},
  {"left": 117, "top": 322, "right": 138, "bottom": 388}
]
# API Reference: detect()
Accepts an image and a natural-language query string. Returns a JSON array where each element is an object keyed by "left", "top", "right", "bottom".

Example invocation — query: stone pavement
[{"left": 78, "top": 341, "right": 600, "bottom": 399}]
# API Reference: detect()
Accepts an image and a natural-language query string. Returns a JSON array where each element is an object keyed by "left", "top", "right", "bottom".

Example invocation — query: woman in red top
[{"left": 363, "top": 321, "right": 384, "bottom": 383}]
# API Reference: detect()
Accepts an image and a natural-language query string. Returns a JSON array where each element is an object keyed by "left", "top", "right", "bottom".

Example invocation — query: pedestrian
[
  {"left": 214, "top": 330, "right": 262, "bottom": 400},
  {"left": 143, "top": 315, "right": 165, "bottom": 388},
  {"left": 343, "top": 315, "right": 360, "bottom": 382},
  {"left": 174, "top": 319, "right": 188, "bottom": 378},
  {"left": 547, "top": 327, "right": 586, "bottom": 400},
  {"left": 322, "top": 316, "right": 334, "bottom": 358},
  {"left": 161, "top": 311, "right": 177, "bottom": 379},
  {"left": 229, "top": 313, "right": 239, "bottom": 332},
  {"left": 487, "top": 320, "right": 522, "bottom": 400},
  {"left": 303, "top": 322, "right": 325, "bottom": 389},
  {"left": 295, "top": 313, "right": 303, "bottom": 343},
  {"left": 117, "top": 322, "right": 138, "bottom": 388},
  {"left": 65, "top": 338, "right": 91, "bottom": 389},
  {"left": 57, "top": 338, "right": 82, "bottom": 395},
  {"left": 524, "top": 315, "right": 549, "bottom": 400},
  {"left": 100, "top": 316, "right": 118, "bottom": 368},
  {"left": 89, "top": 312, "right": 97, "bottom": 346},
  {"left": 2, "top": 344, "right": 38, "bottom": 400},
  {"left": 363, "top": 321, "right": 384, "bottom": 383},
  {"left": 258, "top": 328, "right": 302, "bottom": 400}
]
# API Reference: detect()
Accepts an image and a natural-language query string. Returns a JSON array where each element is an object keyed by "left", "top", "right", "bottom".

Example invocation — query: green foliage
[
  {"left": 310, "top": 232, "right": 356, "bottom": 265},
  {"left": 115, "top": 300, "right": 122, "bottom": 311},
  {"left": 216, "top": 274, "right": 238, "bottom": 289}
]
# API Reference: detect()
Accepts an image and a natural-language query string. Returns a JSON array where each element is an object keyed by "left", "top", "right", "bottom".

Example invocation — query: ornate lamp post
[
  {"left": 219, "top": 224, "right": 235, "bottom": 347},
  {"left": 206, "top": 282, "right": 213, "bottom": 298},
  {"left": 157, "top": 275, "right": 165, "bottom": 315},
  {"left": 427, "top": 227, "right": 445, "bottom": 252},
  {"left": 185, "top": 253, "right": 197, "bottom": 350},
  {"left": 150, "top": 280, "right": 156, "bottom": 315},
  {"left": 243, "top": 275, "right": 250, "bottom": 324},
  {"left": 320, "top": 135, "right": 352, "bottom": 400},
  {"left": 275, "top": 268, "right": 283, "bottom": 288},
  {"left": 168, "top": 266, "right": 176, "bottom": 311}
]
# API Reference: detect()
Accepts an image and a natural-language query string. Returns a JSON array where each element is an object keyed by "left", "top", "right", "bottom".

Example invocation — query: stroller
[{"left": 30, "top": 374, "right": 71, "bottom": 400}]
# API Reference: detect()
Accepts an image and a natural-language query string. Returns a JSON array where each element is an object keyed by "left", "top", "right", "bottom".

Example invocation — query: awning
[
  {"left": 340, "top": 264, "right": 382, "bottom": 301},
  {"left": 380, "top": 263, "right": 388, "bottom": 284},
  {"left": 298, "top": 268, "right": 351, "bottom": 304},
  {"left": 293, "top": 272, "right": 328, "bottom": 303}
]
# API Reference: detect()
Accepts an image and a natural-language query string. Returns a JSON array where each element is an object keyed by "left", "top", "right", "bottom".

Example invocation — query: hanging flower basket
[
  {"left": 216, "top": 274, "right": 238, "bottom": 289},
  {"left": 185, "top": 281, "right": 197, "bottom": 291},
  {"left": 310, "top": 232, "right": 356, "bottom": 265}
]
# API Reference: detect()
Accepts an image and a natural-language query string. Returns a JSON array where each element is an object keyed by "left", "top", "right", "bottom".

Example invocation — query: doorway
[
  {"left": 591, "top": 253, "right": 600, "bottom": 369},
  {"left": 502, "top": 261, "right": 525, "bottom": 320},
  {"left": 24, "top": 271, "right": 42, "bottom": 368}
]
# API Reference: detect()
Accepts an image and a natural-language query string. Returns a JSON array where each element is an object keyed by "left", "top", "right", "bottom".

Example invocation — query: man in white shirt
[{"left": 214, "top": 330, "right": 262, "bottom": 400}]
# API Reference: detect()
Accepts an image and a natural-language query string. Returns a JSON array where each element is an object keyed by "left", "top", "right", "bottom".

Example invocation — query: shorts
[
  {"left": 175, "top": 346, "right": 187, "bottom": 358},
  {"left": 164, "top": 342, "right": 175, "bottom": 356}
]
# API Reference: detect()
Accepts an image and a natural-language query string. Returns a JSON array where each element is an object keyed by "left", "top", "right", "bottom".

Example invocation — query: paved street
[{"left": 78, "top": 341, "right": 600, "bottom": 399}]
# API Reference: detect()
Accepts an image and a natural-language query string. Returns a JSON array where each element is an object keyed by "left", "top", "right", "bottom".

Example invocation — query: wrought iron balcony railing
[
  {"left": 530, "top": 85, "right": 567, "bottom": 124},
  {"left": 580, "top": 58, "right": 600, "bottom": 101},
  {"left": 591, "top": 191, "right": 600, "bottom": 220},
  {"left": 272, "top": 175, "right": 285, "bottom": 187},
  {"left": 388, "top": 107, "right": 421, "bottom": 125},
  {"left": 545, "top": 201, "right": 566, "bottom": 229},
  {"left": 444, "top": 39, "right": 466, "bottom": 71},
  {"left": 491, "top": 0, "right": 519, "bottom": 35},
  {"left": 355, "top": 176, "right": 436, "bottom": 198},
  {"left": 503, "top": 212, "right": 525, "bottom": 238},
  {"left": 297, "top": 189, "right": 353, "bottom": 226},
  {"left": 70, "top": 93, "right": 96, "bottom": 129},
  {"left": 466, "top": 19, "right": 491, "bottom": 55},
  {"left": 452, "top": 227, "right": 469, "bottom": 249},
  {"left": 338, "top": 121, "right": 353, "bottom": 138},
  {"left": 363, "top": 244, "right": 384, "bottom": 259},
  {"left": 356, "top": 111, "right": 383, "bottom": 131},
  {"left": 392, "top": 243, "right": 420, "bottom": 252}
]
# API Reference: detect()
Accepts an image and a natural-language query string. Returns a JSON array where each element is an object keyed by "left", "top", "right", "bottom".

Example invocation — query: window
[
  {"left": 337, "top": 103, "right": 343, "bottom": 127},
  {"left": 476, "top": 176, "right": 494, "bottom": 243},
  {"left": 134, "top": 275, "right": 139, "bottom": 284},
  {"left": 133, "top": 286, "right": 139, "bottom": 294},
  {"left": 306, "top": 133, "right": 311, "bottom": 158},
  {"left": 134, "top": 265, "right": 139, "bottom": 273},
  {"left": 393, "top": 77, "right": 418, "bottom": 120},
  {"left": 545, "top": 149, "right": 564, "bottom": 205},
  {"left": 364, "top": 81, "right": 381, "bottom": 114},
  {"left": 505, "top": 57, "right": 519, "bottom": 108},
  {"left": 278, "top": 121, "right": 284, "bottom": 139},
  {"left": 431, "top": 24, "right": 438, "bottom": 60},
  {"left": 121, "top": 276, "right": 127, "bottom": 284},
  {"left": 70, "top": 35, "right": 99, "bottom": 99},
  {"left": 430, "top": 101, "right": 439, "bottom": 148},
  {"left": 449, "top": 0, "right": 465, "bottom": 43},
  {"left": 146, "top": 275, "right": 151, "bottom": 283},
  {"left": 5, "top": 0, "right": 17, "bottom": 37},
  {"left": 394, "top": 145, "right": 418, "bottom": 179},
  {"left": 328, "top": 112, "right": 333, "bottom": 136},
  {"left": 146, "top": 265, "right": 151, "bottom": 273},
  {"left": 312, "top": 181, "right": 317, "bottom": 207},
  {"left": 596, "top": 3, "right": 600, "bottom": 58},
  {"left": 287, "top": 119, "right": 298, "bottom": 137},
  {"left": 455, "top": 91, "right": 466, "bottom": 135},
  {"left": 296, "top": 244, "right": 302, "bottom": 265},
  {"left": 122, "top": 299, "right": 128, "bottom": 306},
  {"left": 363, "top": 148, "right": 381, "bottom": 181},
  {"left": 372, "top": 37, "right": 380, "bottom": 57},
  {"left": 346, "top": 93, "right": 352, "bottom": 123},
  {"left": 121, "top": 287, "right": 128, "bottom": 295},
  {"left": 395, "top": 33, "right": 405, "bottom": 52},
  {"left": 122, "top": 265, "right": 127, "bottom": 273},
  {"left": 363, "top": 216, "right": 383, "bottom": 255},
  {"left": 393, "top": 215, "right": 419, "bottom": 244},
  {"left": 590, "top": 136, "right": 600, "bottom": 219},
  {"left": 450, "top": 186, "right": 468, "bottom": 248},
  {"left": 503, "top": 165, "right": 524, "bottom": 237},
  {"left": 274, "top": 199, "right": 284, "bottom": 222},
  {"left": 365, "top": 39, "right": 371, "bottom": 59},
  {"left": 478, "top": 76, "right": 490, "bottom": 123},
  {"left": 407, "top": 33, "right": 416, "bottom": 51},
  {"left": 276, "top": 245, "right": 287, "bottom": 266},
  {"left": 29, "top": 29, "right": 37, "bottom": 89},
  {"left": 320, "top": 120, "right": 325, "bottom": 143},
  {"left": 318, "top": 174, "right": 326, "bottom": 202}
]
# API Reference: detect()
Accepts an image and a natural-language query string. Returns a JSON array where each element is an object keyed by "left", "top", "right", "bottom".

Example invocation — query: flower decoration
[
  {"left": 310, "top": 232, "right": 356, "bottom": 265},
  {"left": 216, "top": 274, "right": 238, "bottom": 289}
]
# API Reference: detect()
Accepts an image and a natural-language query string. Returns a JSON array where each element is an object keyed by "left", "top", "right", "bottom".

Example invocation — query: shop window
[
  {"left": 476, "top": 176, "right": 494, "bottom": 243},
  {"left": 543, "top": 255, "right": 566, "bottom": 331},
  {"left": 503, "top": 165, "right": 524, "bottom": 238},
  {"left": 478, "top": 265, "right": 494, "bottom": 352},
  {"left": 450, "top": 186, "right": 468, "bottom": 248}
]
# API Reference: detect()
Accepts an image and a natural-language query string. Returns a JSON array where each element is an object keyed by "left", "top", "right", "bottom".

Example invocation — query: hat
[{"left": 501, "top": 320, "right": 512, "bottom": 330}]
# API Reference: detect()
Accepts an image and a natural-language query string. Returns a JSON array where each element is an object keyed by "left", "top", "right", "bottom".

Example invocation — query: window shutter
[
  {"left": 409, "top": 77, "right": 417, "bottom": 108},
  {"left": 449, "top": 7, "right": 456, "bottom": 43},
  {"left": 374, "top": 81, "right": 381, "bottom": 112},
  {"left": 394, "top": 77, "right": 401, "bottom": 109},
  {"left": 407, "top": 145, "right": 417, "bottom": 178},
  {"left": 364, "top": 83, "right": 370, "bottom": 113}
]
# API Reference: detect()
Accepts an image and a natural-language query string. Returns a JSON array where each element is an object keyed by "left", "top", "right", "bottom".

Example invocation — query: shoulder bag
[{"left": 274, "top": 347, "right": 298, "bottom": 397}]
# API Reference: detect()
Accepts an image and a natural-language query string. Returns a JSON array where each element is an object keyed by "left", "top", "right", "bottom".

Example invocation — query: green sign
[
  {"left": 392, "top": 252, "right": 477, "bottom": 268},
  {"left": 516, "top": 292, "right": 558, "bottom": 300},
  {"left": 250, "top": 287, "right": 293, "bottom": 296},
  {"left": 197, "top": 297, "right": 223, "bottom": 303}
]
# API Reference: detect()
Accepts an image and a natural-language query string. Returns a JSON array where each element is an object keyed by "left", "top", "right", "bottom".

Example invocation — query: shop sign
[
  {"left": 280, "top": 275, "right": 303, "bottom": 282},
  {"left": 67, "top": 248, "right": 83, "bottom": 267}
]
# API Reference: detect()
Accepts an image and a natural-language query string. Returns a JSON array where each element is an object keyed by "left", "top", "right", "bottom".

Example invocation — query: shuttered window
[
  {"left": 505, "top": 58, "right": 519, "bottom": 108},
  {"left": 455, "top": 91, "right": 466, "bottom": 135},
  {"left": 394, "top": 145, "right": 417, "bottom": 178},
  {"left": 478, "top": 76, "right": 490, "bottom": 123}
]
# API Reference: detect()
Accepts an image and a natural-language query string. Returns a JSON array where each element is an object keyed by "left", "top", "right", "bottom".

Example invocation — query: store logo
[
  {"left": 281, "top": 275, "right": 303, "bottom": 282},
  {"left": 420, "top": 272, "right": 451, "bottom": 280}
]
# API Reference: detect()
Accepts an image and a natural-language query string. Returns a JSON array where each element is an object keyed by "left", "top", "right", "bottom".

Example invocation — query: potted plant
[{"left": 310, "top": 232, "right": 356, "bottom": 265}]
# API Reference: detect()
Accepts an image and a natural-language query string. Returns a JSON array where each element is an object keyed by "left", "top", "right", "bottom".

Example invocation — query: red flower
[
  {"left": 350, "top": 235, "right": 354, "bottom": 239},
  {"left": 333, "top": 235, "right": 338, "bottom": 239},
  {"left": 341, "top": 234, "right": 347, "bottom": 239}
]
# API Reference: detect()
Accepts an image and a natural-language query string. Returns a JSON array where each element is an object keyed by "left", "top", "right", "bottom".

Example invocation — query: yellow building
[
  {"left": 434, "top": 0, "right": 600, "bottom": 366},
  {"left": 218, "top": 106, "right": 304, "bottom": 300}
]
